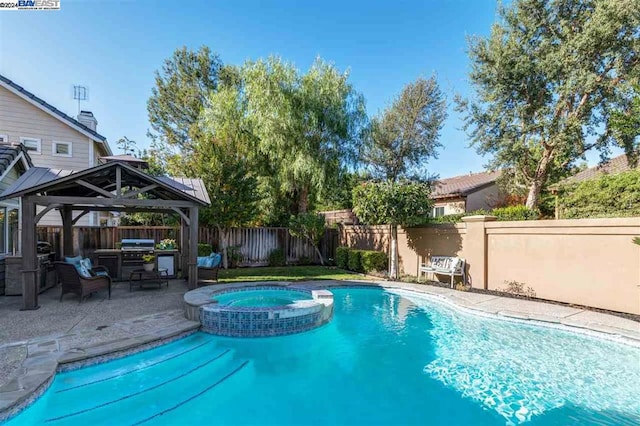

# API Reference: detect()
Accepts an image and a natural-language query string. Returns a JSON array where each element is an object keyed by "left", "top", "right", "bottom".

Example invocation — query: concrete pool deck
[{"left": 0, "top": 279, "right": 638, "bottom": 421}]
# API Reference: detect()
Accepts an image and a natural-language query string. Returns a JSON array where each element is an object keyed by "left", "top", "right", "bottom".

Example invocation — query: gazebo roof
[{"left": 0, "top": 160, "right": 210, "bottom": 206}]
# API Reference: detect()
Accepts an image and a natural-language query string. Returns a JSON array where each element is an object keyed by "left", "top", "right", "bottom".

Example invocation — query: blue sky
[{"left": 1, "top": 0, "right": 505, "bottom": 178}]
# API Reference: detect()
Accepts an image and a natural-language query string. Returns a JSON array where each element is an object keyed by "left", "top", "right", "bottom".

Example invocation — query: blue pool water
[
  {"left": 6, "top": 288, "right": 640, "bottom": 425},
  {"left": 213, "top": 289, "right": 312, "bottom": 307}
]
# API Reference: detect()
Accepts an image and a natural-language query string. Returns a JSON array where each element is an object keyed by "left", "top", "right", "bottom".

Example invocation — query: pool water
[
  {"left": 6, "top": 288, "right": 639, "bottom": 425},
  {"left": 213, "top": 289, "right": 312, "bottom": 307}
]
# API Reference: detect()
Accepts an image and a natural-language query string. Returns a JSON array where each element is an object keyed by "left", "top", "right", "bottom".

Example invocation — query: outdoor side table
[{"left": 128, "top": 268, "right": 169, "bottom": 291}]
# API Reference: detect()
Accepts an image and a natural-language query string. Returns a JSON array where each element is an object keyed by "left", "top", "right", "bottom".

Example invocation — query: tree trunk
[
  {"left": 389, "top": 224, "right": 399, "bottom": 280},
  {"left": 525, "top": 149, "right": 553, "bottom": 209},
  {"left": 313, "top": 245, "right": 325, "bottom": 266},
  {"left": 525, "top": 181, "right": 542, "bottom": 209},
  {"left": 298, "top": 186, "right": 309, "bottom": 214},
  {"left": 218, "top": 226, "right": 229, "bottom": 269}
]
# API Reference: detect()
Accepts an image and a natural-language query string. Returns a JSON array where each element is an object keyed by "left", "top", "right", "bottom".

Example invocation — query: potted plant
[
  {"left": 156, "top": 238, "right": 177, "bottom": 250},
  {"left": 142, "top": 254, "right": 155, "bottom": 272}
]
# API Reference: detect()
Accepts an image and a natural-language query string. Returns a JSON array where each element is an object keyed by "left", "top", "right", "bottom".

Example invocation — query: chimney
[{"left": 77, "top": 110, "right": 97, "bottom": 131}]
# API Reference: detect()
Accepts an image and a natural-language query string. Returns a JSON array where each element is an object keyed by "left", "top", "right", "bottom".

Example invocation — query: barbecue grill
[{"left": 120, "top": 239, "right": 155, "bottom": 276}]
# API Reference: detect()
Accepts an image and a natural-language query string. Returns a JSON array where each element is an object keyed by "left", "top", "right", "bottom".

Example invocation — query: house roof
[
  {"left": 0, "top": 161, "right": 210, "bottom": 206},
  {"left": 0, "top": 143, "right": 33, "bottom": 177},
  {"left": 554, "top": 154, "right": 639, "bottom": 187},
  {"left": 431, "top": 170, "right": 501, "bottom": 199},
  {"left": 0, "top": 74, "right": 112, "bottom": 154}
]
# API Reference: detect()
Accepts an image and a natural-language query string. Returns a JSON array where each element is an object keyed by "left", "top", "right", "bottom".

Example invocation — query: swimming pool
[{"left": 5, "top": 288, "right": 639, "bottom": 425}]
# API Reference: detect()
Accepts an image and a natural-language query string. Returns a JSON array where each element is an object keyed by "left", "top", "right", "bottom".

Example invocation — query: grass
[{"left": 217, "top": 265, "right": 365, "bottom": 283}]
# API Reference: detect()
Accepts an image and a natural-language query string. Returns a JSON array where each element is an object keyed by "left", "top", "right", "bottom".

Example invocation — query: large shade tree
[
  {"left": 458, "top": 0, "right": 640, "bottom": 208},
  {"left": 147, "top": 46, "right": 222, "bottom": 151}
]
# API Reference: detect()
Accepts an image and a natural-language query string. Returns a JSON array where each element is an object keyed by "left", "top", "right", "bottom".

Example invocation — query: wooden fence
[{"left": 36, "top": 226, "right": 338, "bottom": 267}]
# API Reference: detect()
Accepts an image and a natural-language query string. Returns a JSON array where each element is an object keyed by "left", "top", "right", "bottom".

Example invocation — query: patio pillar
[
  {"left": 188, "top": 207, "right": 199, "bottom": 290},
  {"left": 461, "top": 215, "right": 497, "bottom": 290},
  {"left": 180, "top": 216, "right": 189, "bottom": 279},
  {"left": 61, "top": 205, "right": 73, "bottom": 256},
  {"left": 21, "top": 197, "right": 39, "bottom": 310}
]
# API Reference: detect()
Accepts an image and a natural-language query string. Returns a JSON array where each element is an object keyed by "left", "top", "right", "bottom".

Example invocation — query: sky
[{"left": 3, "top": 0, "right": 507, "bottom": 178}]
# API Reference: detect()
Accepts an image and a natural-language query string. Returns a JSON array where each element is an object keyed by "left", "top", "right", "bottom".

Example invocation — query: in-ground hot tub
[{"left": 184, "top": 285, "right": 334, "bottom": 337}]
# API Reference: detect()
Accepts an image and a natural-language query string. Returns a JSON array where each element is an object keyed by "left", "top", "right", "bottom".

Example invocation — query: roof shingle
[{"left": 431, "top": 170, "right": 501, "bottom": 199}]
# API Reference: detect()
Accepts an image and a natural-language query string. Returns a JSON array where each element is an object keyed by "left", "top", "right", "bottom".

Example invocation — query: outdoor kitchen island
[{"left": 93, "top": 239, "right": 179, "bottom": 281}]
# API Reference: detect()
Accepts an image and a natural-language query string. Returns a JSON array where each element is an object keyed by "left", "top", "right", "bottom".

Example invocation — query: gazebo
[{"left": 0, "top": 161, "right": 210, "bottom": 310}]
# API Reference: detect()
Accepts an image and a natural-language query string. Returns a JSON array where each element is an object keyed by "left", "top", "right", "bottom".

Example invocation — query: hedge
[
  {"left": 428, "top": 206, "right": 539, "bottom": 224},
  {"left": 361, "top": 250, "right": 388, "bottom": 273},
  {"left": 337, "top": 247, "right": 387, "bottom": 273},
  {"left": 336, "top": 247, "right": 350, "bottom": 269},
  {"left": 347, "top": 249, "right": 363, "bottom": 272}
]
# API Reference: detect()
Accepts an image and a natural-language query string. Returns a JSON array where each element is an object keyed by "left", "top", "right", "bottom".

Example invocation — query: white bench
[{"left": 419, "top": 256, "right": 466, "bottom": 288}]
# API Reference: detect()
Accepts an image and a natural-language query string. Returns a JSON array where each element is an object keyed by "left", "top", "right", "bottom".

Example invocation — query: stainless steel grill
[{"left": 120, "top": 239, "right": 155, "bottom": 276}]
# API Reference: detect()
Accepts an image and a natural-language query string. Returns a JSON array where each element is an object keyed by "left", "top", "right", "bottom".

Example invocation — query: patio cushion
[
  {"left": 209, "top": 253, "right": 222, "bottom": 268},
  {"left": 94, "top": 271, "right": 109, "bottom": 277},
  {"left": 197, "top": 256, "right": 214, "bottom": 268},
  {"left": 64, "top": 255, "right": 83, "bottom": 265},
  {"left": 75, "top": 259, "right": 92, "bottom": 278}
]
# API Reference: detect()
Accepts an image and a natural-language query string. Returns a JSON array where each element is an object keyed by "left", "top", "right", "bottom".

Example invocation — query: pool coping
[
  {"left": 185, "top": 280, "right": 640, "bottom": 346},
  {"left": 1, "top": 279, "right": 638, "bottom": 423},
  {"left": 0, "top": 312, "right": 200, "bottom": 423}
]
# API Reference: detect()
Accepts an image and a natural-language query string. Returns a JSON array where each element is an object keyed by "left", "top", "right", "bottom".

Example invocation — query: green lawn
[{"left": 217, "top": 265, "right": 365, "bottom": 283}]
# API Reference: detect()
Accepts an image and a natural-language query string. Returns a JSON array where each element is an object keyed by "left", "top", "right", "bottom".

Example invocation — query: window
[
  {"left": 432, "top": 206, "right": 445, "bottom": 217},
  {"left": 53, "top": 141, "right": 73, "bottom": 157},
  {"left": 20, "top": 137, "right": 41, "bottom": 154},
  {"left": 0, "top": 135, "right": 8, "bottom": 143}
]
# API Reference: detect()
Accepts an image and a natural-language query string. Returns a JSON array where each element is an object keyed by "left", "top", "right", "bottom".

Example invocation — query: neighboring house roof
[
  {"left": 554, "top": 154, "right": 639, "bottom": 187},
  {"left": 0, "top": 73, "right": 112, "bottom": 154},
  {"left": 431, "top": 170, "right": 501, "bottom": 199},
  {"left": 0, "top": 143, "right": 33, "bottom": 177}
]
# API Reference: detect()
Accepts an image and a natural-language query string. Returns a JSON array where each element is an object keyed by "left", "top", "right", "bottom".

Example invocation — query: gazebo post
[
  {"left": 61, "top": 205, "right": 73, "bottom": 256},
  {"left": 21, "top": 197, "right": 39, "bottom": 310},
  {"left": 180, "top": 216, "right": 189, "bottom": 280},
  {"left": 188, "top": 207, "right": 199, "bottom": 290}
]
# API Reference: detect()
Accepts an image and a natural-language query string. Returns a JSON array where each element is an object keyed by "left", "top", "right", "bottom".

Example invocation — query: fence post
[{"left": 461, "top": 215, "right": 496, "bottom": 289}]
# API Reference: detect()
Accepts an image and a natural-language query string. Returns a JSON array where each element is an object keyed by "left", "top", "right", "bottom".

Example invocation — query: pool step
[
  {"left": 55, "top": 333, "right": 217, "bottom": 392},
  {"left": 44, "top": 350, "right": 250, "bottom": 425}
]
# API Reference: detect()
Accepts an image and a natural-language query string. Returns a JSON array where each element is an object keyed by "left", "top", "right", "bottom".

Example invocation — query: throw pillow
[{"left": 64, "top": 255, "right": 83, "bottom": 265}]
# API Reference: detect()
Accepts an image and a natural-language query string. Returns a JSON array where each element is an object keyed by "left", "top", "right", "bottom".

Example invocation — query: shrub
[
  {"left": 491, "top": 205, "right": 539, "bottom": 221},
  {"left": 559, "top": 169, "right": 640, "bottom": 219},
  {"left": 360, "top": 250, "right": 387, "bottom": 273},
  {"left": 297, "top": 255, "right": 314, "bottom": 266},
  {"left": 227, "top": 246, "right": 242, "bottom": 268},
  {"left": 197, "top": 243, "right": 213, "bottom": 256},
  {"left": 336, "top": 247, "right": 350, "bottom": 269},
  {"left": 267, "top": 248, "right": 286, "bottom": 266},
  {"left": 347, "top": 249, "right": 363, "bottom": 272}
]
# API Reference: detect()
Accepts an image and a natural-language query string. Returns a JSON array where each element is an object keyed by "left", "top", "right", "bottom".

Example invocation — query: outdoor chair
[
  {"left": 197, "top": 253, "right": 222, "bottom": 283},
  {"left": 54, "top": 261, "right": 112, "bottom": 302}
]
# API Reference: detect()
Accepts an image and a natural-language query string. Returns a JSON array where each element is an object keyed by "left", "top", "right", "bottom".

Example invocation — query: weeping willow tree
[{"left": 242, "top": 56, "right": 367, "bottom": 214}]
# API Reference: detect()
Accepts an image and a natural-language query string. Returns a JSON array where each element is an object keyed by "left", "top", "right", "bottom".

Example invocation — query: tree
[
  {"left": 458, "top": 0, "right": 640, "bottom": 208},
  {"left": 196, "top": 85, "right": 262, "bottom": 268},
  {"left": 243, "top": 56, "right": 367, "bottom": 213},
  {"left": 289, "top": 213, "right": 327, "bottom": 265},
  {"left": 147, "top": 46, "right": 222, "bottom": 151},
  {"left": 352, "top": 181, "right": 433, "bottom": 279},
  {"left": 356, "top": 76, "right": 446, "bottom": 279},
  {"left": 364, "top": 76, "right": 447, "bottom": 181},
  {"left": 116, "top": 136, "right": 136, "bottom": 155}
]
